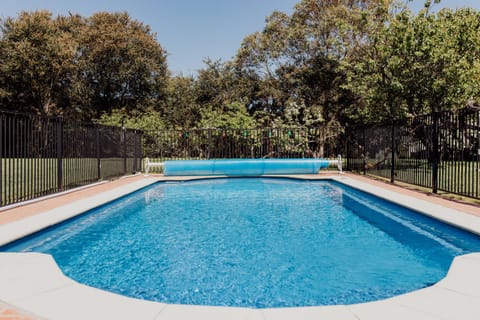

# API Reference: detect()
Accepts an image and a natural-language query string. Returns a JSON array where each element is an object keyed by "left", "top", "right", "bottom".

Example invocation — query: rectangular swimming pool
[{"left": 3, "top": 177, "right": 480, "bottom": 308}]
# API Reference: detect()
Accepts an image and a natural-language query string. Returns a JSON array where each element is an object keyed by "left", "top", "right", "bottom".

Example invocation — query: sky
[{"left": 1, "top": 0, "right": 480, "bottom": 75}]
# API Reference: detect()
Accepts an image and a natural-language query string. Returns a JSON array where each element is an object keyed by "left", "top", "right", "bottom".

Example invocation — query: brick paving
[{"left": 0, "top": 174, "right": 147, "bottom": 225}]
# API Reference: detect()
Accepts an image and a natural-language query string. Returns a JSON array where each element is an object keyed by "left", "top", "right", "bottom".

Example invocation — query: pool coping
[{"left": 1, "top": 174, "right": 480, "bottom": 319}]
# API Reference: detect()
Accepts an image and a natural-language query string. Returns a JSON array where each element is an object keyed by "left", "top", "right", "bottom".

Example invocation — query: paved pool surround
[{"left": 1, "top": 173, "right": 480, "bottom": 320}]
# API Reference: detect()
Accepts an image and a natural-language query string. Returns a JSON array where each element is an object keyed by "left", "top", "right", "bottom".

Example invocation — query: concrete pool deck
[{"left": 1, "top": 173, "right": 480, "bottom": 320}]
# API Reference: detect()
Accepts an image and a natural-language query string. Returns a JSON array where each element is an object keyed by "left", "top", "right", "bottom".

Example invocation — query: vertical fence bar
[
  {"left": 390, "top": 120, "right": 396, "bottom": 183},
  {"left": 96, "top": 125, "right": 101, "bottom": 180},
  {"left": 56, "top": 117, "right": 63, "bottom": 191},
  {"left": 122, "top": 119, "right": 127, "bottom": 175},
  {"left": 362, "top": 127, "right": 367, "bottom": 175},
  {"left": 133, "top": 130, "right": 138, "bottom": 173},
  {"left": 345, "top": 126, "right": 350, "bottom": 171},
  {"left": 432, "top": 112, "right": 439, "bottom": 194},
  {"left": 207, "top": 128, "right": 212, "bottom": 159},
  {"left": 14, "top": 115, "right": 19, "bottom": 202},
  {"left": 22, "top": 114, "right": 26, "bottom": 201},
  {"left": 7, "top": 115, "right": 11, "bottom": 204},
  {"left": 477, "top": 110, "right": 480, "bottom": 199},
  {"left": 0, "top": 113, "right": 3, "bottom": 206}
]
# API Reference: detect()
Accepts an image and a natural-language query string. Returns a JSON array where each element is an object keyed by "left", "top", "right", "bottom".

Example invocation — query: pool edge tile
[
  {"left": 261, "top": 305, "right": 357, "bottom": 320},
  {"left": 387, "top": 286, "right": 480, "bottom": 320},
  {"left": 15, "top": 283, "right": 167, "bottom": 320},
  {"left": 0, "top": 253, "right": 73, "bottom": 302},
  {"left": 435, "top": 253, "right": 480, "bottom": 298},
  {"left": 154, "top": 304, "right": 264, "bottom": 320},
  {"left": 347, "top": 299, "right": 441, "bottom": 320}
]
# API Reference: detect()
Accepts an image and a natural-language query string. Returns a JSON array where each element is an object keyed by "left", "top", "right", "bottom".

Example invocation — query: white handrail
[
  {"left": 145, "top": 157, "right": 164, "bottom": 174},
  {"left": 326, "top": 155, "right": 343, "bottom": 173}
]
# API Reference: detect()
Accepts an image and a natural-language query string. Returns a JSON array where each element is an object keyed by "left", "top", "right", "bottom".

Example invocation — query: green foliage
[
  {"left": 235, "top": 0, "right": 387, "bottom": 126},
  {"left": 0, "top": 10, "right": 168, "bottom": 120},
  {"left": 343, "top": 3, "right": 480, "bottom": 121},
  {"left": 96, "top": 108, "right": 165, "bottom": 131},
  {"left": 199, "top": 102, "right": 256, "bottom": 129},
  {"left": 196, "top": 59, "right": 251, "bottom": 109},
  {"left": 78, "top": 12, "right": 168, "bottom": 117},
  {"left": 2, "top": 2, "right": 480, "bottom": 130},
  {"left": 0, "top": 11, "right": 79, "bottom": 116},
  {"left": 161, "top": 76, "right": 201, "bottom": 129}
]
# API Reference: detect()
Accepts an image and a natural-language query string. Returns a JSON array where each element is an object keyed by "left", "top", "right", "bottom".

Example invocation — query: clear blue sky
[{"left": 1, "top": 0, "right": 480, "bottom": 75}]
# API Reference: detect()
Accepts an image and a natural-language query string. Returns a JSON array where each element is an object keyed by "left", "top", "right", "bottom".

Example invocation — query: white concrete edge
[
  {"left": 1, "top": 174, "right": 480, "bottom": 319},
  {"left": 0, "top": 173, "right": 144, "bottom": 213},
  {"left": 1, "top": 252, "right": 480, "bottom": 320},
  {"left": 0, "top": 180, "right": 109, "bottom": 213},
  {"left": 329, "top": 176, "right": 480, "bottom": 236},
  {"left": 0, "top": 178, "right": 161, "bottom": 247}
]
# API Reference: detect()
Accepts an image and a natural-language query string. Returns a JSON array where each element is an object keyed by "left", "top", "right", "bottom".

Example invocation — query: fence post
[
  {"left": 345, "top": 126, "right": 350, "bottom": 171},
  {"left": 432, "top": 112, "right": 439, "bottom": 193},
  {"left": 138, "top": 131, "right": 143, "bottom": 172},
  {"left": 133, "top": 130, "right": 138, "bottom": 173},
  {"left": 477, "top": 110, "right": 480, "bottom": 199},
  {"left": 362, "top": 126, "right": 367, "bottom": 175},
  {"left": 0, "top": 113, "right": 3, "bottom": 206},
  {"left": 96, "top": 125, "right": 101, "bottom": 180},
  {"left": 207, "top": 128, "right": 212, "bottom": 159},
  {"left": 56, "top": 116, "right": 63, "bottom": 191},
  {"left": 122, "top": 119, "right": 127, "bottom": 175},
  {"left": 390, "top": 120, "right": 396, "bottom": 183}
]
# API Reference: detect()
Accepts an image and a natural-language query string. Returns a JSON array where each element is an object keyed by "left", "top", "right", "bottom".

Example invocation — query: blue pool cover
[{"left": 163, "top": 158, "right": 332, "bottom": 176}]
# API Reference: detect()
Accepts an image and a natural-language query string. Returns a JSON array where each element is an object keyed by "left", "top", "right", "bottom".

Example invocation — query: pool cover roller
[{"left": 163, "top": 158, "right": 335, "bottom": 176}]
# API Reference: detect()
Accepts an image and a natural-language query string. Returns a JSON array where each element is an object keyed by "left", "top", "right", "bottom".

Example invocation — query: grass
[
  {"left": 1, "top": 158, "right": 138, "bottom": 206},
  {"left": 350, "top": 157, "right": 480, "bottom": 202}
]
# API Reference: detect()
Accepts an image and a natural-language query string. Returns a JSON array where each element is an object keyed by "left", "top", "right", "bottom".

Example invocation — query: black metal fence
[
  {"left": 3, "top": 106, "right": 479, "bottom": 205},
  {"left": 347, "top": 107, "right": 480, "bottom": 199},
  {"left": 0, "top": 110, "right": 143, "bottom": 207},
  {"left": 143, "top": 126, "right": 344, "bottom": 164}
]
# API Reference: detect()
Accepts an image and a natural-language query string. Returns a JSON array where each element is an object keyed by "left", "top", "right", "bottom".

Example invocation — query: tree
[
  {"left": 196, "top": 59, "right": 250, "bottom": 109},
  {"left": 96, "top": 108, "right": 165, "bottom": 131},
  {"left": 0, "top": 11, "right": 169, "bottom": 121},
  {"left": 161, "top": 76, "right": 201, "bottom": 129},
  {"left": 78, "top": 12, "right": 168, "bottom": 118},
  {"left": 235, "top": 0, "right": 388, "bottom": 127},
  {"left": 345, "top": 3, "right": 480, "bottom": 122},
  {"left": 198, "top": 102, "right": 256, "bottom": 129},
  {"left": 0, "top": 11, "right": 79, "bottom": 116}
]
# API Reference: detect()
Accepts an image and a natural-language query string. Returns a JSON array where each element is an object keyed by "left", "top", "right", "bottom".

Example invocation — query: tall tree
[
  {"left": 0, "top": 11, "right": 79, "bottom": 116},
  {"left": 162, "top": 76, "right": 201, "bottom": 129},
  {"left": 0, "top": 11, "right": 169, "bottom": 120},
  {"left": 235, "top": 0, "right": 388, "bottom": 126},
  {"left": 345, "top": 3, "right": 480, "bottom": 121},
  {"left": 78, "top": 12, "right": 168, "bottom": 118}
]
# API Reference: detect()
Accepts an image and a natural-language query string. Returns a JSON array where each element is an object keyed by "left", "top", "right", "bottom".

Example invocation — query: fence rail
[
  {"left": 0, "top": 111, "right": 142, "bottom": 207},
  {"left": 346, "top": 107, "right": 480, "bottom": 199}
]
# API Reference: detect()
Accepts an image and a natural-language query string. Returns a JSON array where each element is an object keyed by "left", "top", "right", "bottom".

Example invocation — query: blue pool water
[{"left": 4, "top": 178, "right": 480, "bottom": 308}]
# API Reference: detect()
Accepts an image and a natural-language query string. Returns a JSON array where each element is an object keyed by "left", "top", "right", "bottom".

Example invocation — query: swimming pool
[{"left": 3, "top": 178, "right": 480, "bottom": 309}]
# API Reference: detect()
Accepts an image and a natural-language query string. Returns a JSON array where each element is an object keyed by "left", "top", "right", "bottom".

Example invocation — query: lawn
[{"left": 0, "top": 158, "right": 138, "bottom": 206}]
